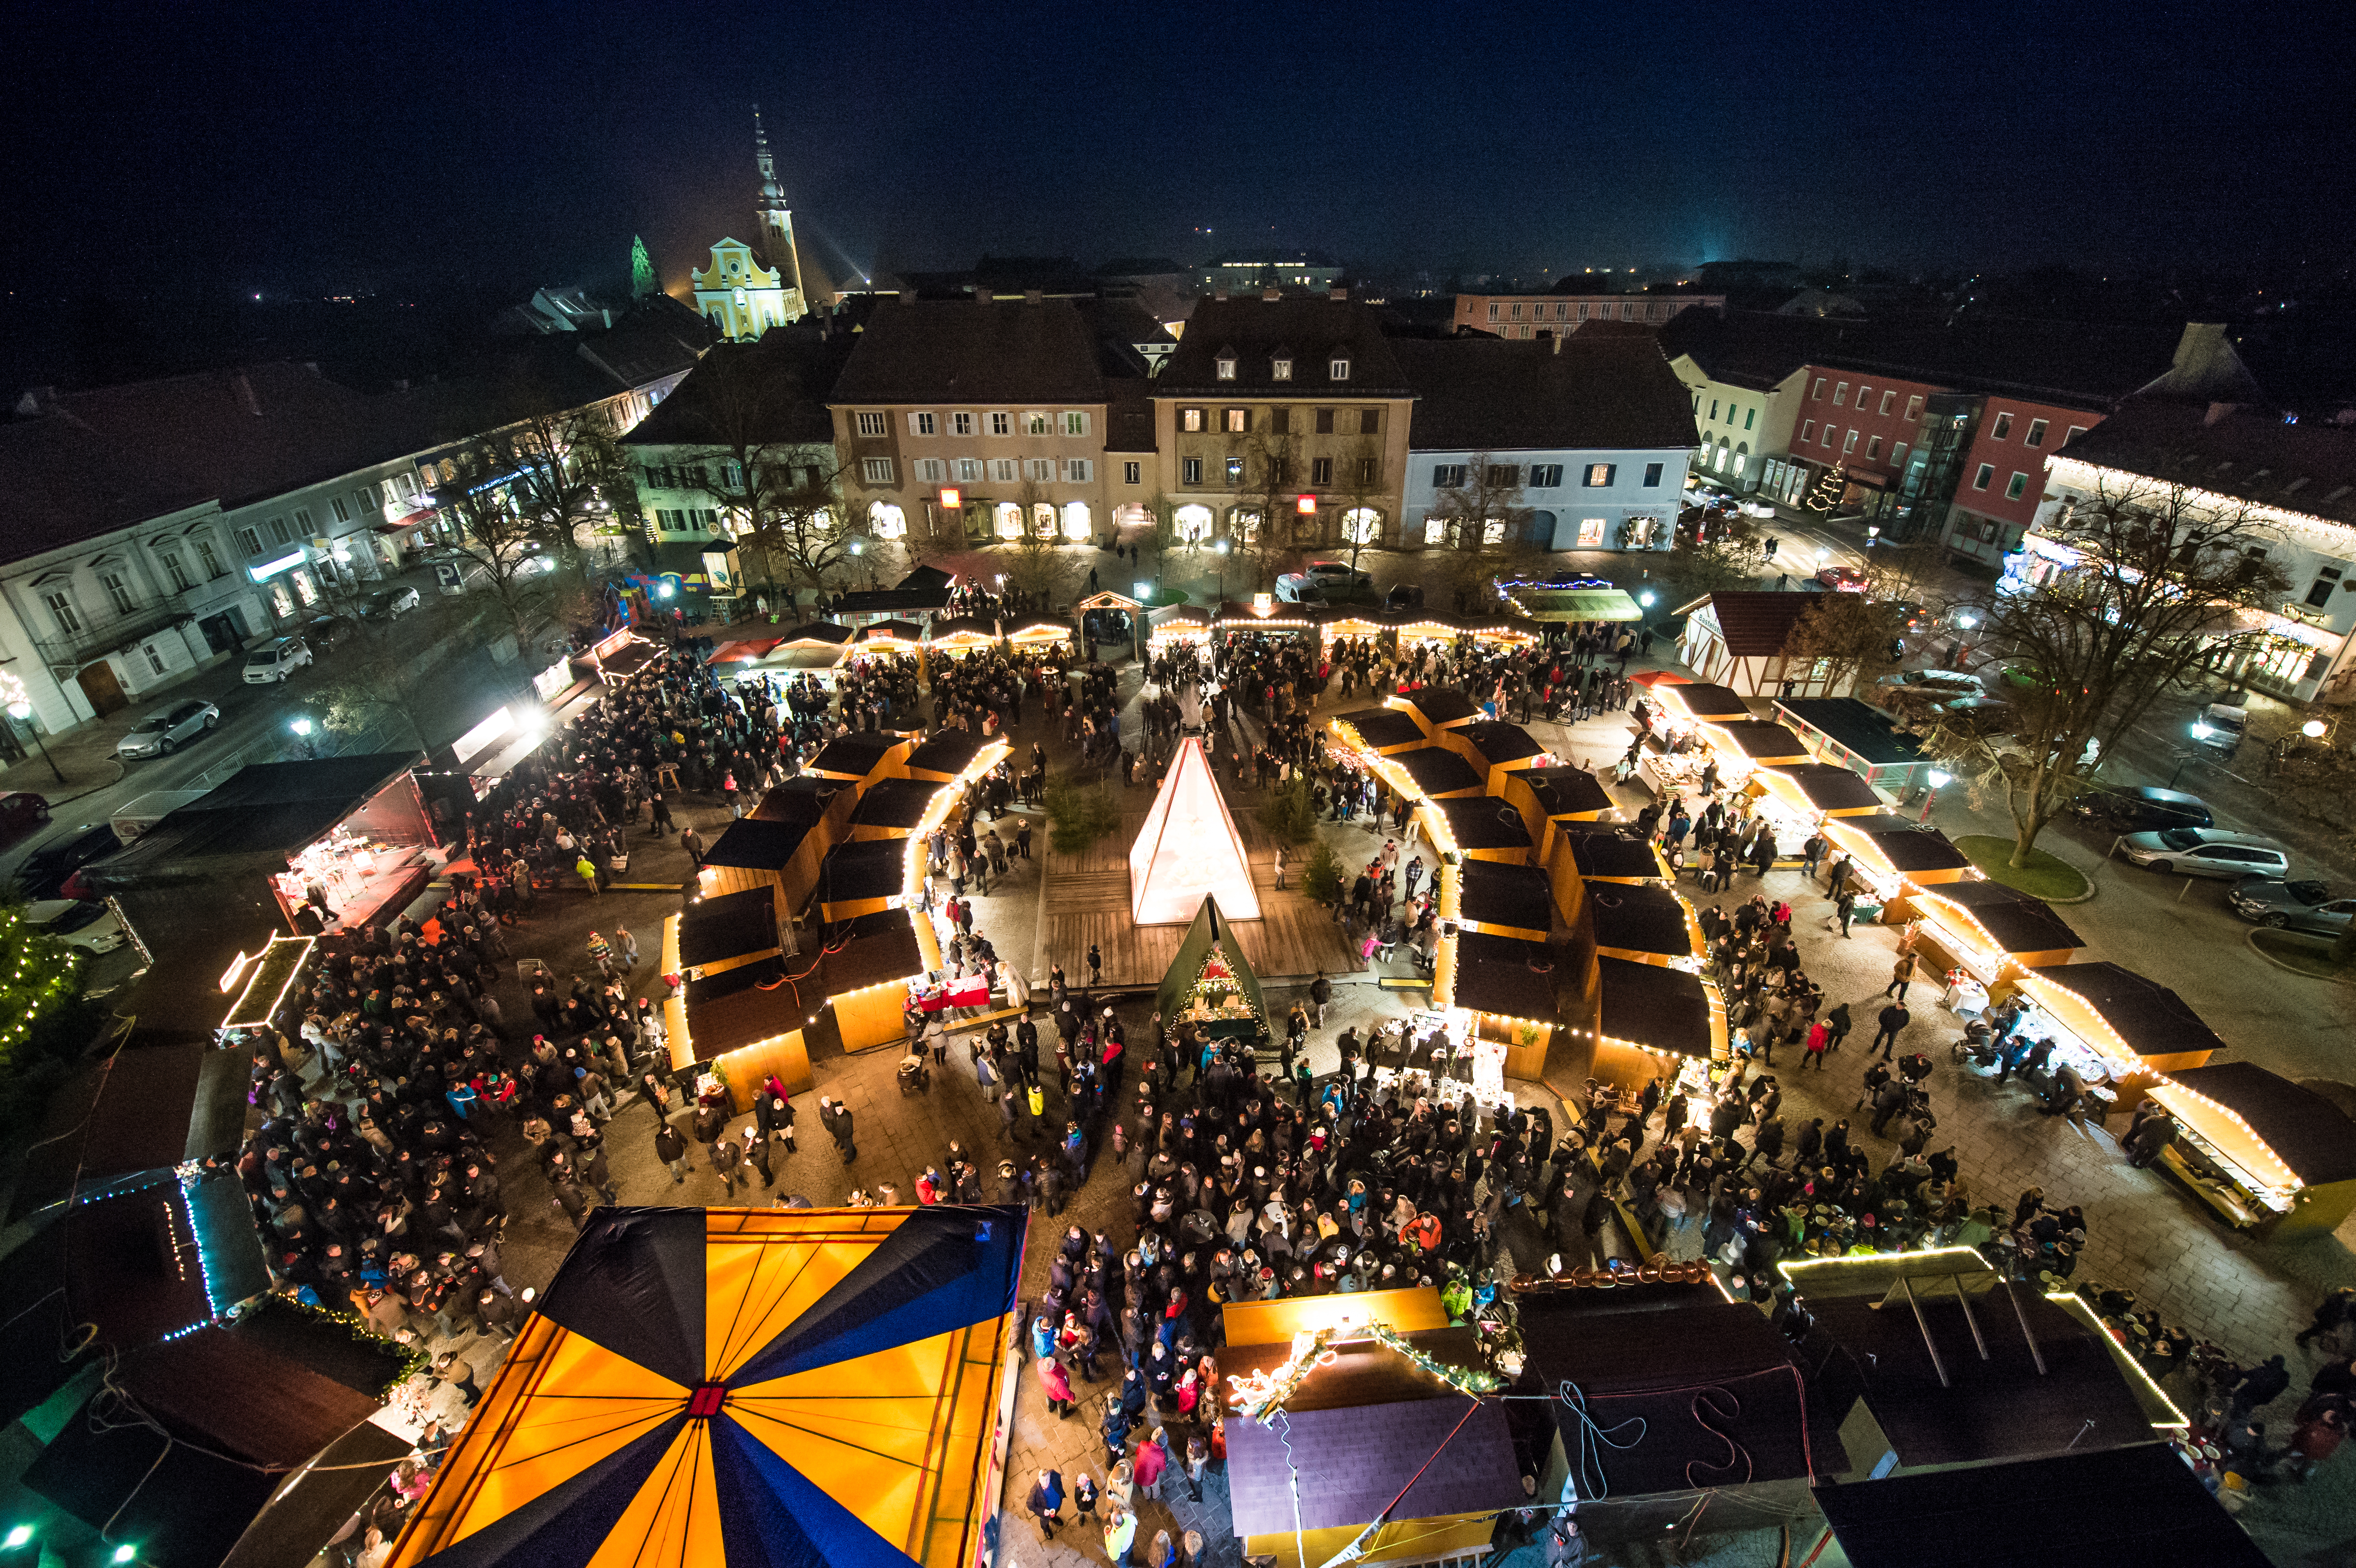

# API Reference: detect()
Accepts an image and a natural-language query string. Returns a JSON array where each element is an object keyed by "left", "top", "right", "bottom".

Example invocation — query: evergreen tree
[{"left": 630, "top": 235, "right": 656, "bottom": 299}]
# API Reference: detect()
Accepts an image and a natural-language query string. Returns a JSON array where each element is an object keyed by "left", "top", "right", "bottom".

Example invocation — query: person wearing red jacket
[{"left": 1037, "top": 1355, "right": 1076, "bottom": 1418}]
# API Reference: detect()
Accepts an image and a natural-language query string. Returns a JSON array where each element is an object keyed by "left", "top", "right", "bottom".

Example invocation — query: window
[
  {"left": 1855, "top": 386, "right": 1871, "bottom": 410},
  {"left": 1842, "top": 430, "right": 1860, "bottom": 454},
  {"left": 1833, "top": 382, "right": 1848, "bottom": 407},
  {"left": 1487, "top": 464, "right": 1519, "bottom": 487},
  {"left": 911, "top": 412, "right": 936, "bottom": 435},
  {"left": 1359, "top": 456, "right": 1378, "bottom": 483},
  {"left": 1530, "top": 463, "right": 1563, "bottom": 488},
  {"left": 1025, "top": 413, "right": 1051, "bottom": 436},
  {"left": 1226, "top": 408, "right": 1249, "bottom": 433},
  {"left": 355, "top": 483, "right": 379, "bottom": 512},
  {"left": 1991, "top": 412, "right": 2014, "bottom": 440},
  {"left": 952, "top": 411, "right": 974, "bottom": 436},
  {"left": 1432, "top": 464, "right": 1468, "bottom": 488},
  {"left": 1064, "top": 411, "right": 1089, "bottom": 435},
  {"left": 1423, "top": 515, "right": 1447, "bottom": 545},
  {"left": 45, "top": 590, "right": 81, "bottom": 635},
  {"left": 1359, "top": 409, "right": 1380, "bottom": 435},
  {"left": 1182, "top": 407, "right": 1204, "bottom": 433},
  {"left": 1583, "top": 463, "right": 1616, "bottom": 486},
  {"left": 869, "top": 502, "right": 907, "bottom": 538},
  {"left": 197, "top": 539, "right": 223, "bottom": 578},
  {"left": 861, "top": 457, "right": 897, "bottom": 483},
  {"left": 329, "top": 496, "right": 351, "bottom": 524},
  {"left": 1879, "top": 391, "right": 1896, "bottom": 415},
  {"left": 990, "top": 412, "right": 1011, "bottom": 436},
  {"left": 1510, "top": 303, "right": 1524, "bottom": 320},
  {"left": 144, "top": 643, "right": 167, "bottom": 677},
  {"left": 1225, "top": 455, "right": 1245, "bottom": 483},
  {"left": 236, "top": 525, "right": 264, "bottom": 556},
  {"left": 1709, "top": 399, "right": 1720, "bottom": 420},
  {"left": 2065, "top": 425, "right": 2087, "bottom": 445},
  {"left": 1024, "top": 458, "right": 1053, "bottom": 482},
  {"left": 855, "top": 411, "right": 889, "bottom": 437},
  {"left": 1972, "top": 463, "right": 1995, "bottom": 490},
  {"left": 1329, "top": 357, "right": 1350, "bottom": 380},
  {"left": 162, "top": 553, "right": 191, "bottom": 591},
  {"left": 1269, "top": 408, "right": 1290, "bottom": 435},
  {"left": 1272, "top": 358, "right": 1292, "bottom": 381},
  {"left": 1744, "top": 408, "right": 1756, "bottom": 431},
  {"left": 1801, "top": 420, "right": 1816, "bottom": 444},
  {"left": 1866, "top": 436, "right": 1883, "bottom": 461},
  {"left": 1905, "top": 394, "right": 1925, "bottom": 420},
  {"left": 293, "top": 508, "right": 313, "bottom": 537},
  {"left": 1315, "top": 408, "right": 1335, "bottom": 434},
  {"left": 1487, "top": 302, "right": 1500, "bottom": 320},
  {"left": 2026, "top": 418, "right": 2049, "bottom": 448},
  {"left": 1182, "top": 457, "right": 1203, "bottom": 484},
  {"left": 1820, "top": 425, "right": 1836, "bottom": 448},
  {"left": 1642, "top": 462, "right": 1663, "bottom": 487},
  {"left": 1267, "top": 457, "right": 1290, "bottom": 486},
  {"left": 993, "top": 458, "right": 1019, "bottom": 482},
  {"left": 2306, "top": 567, "right": 2343, "bottom": 608},
  {"left": 1124, "top": 460, "right": 1141, "bottom": 485},
  {"left": 912, "top": 458, "right": 945, "bottom": 482},
  {"left": 267, "top": 515, "right": 291, "bottom": 544},
  {"left": 1892, "top": 443, "right": 1909, "bottom": 468},
  {"left": 1311, "top": 457, "right": 1333, "bottom": 485},
  {"left": 1811, "top": 377, "right": 1827, "bottom": 400},
  {"left": 1216, "top": 355, "right": 1236, "bottom": 381},
  {"left": 1064, "top": 459, "right": 1093, "bottom": 482},
  {"left": 2005, "top": 471, "right": 2030, "bottom": 501}
]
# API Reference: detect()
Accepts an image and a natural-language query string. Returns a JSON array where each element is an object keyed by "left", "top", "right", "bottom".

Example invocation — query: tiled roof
[
  {"left": 829, "top": 297, "right": 1106, "bottom": 405},
  {"left": 0, "top": 414, "right": 214, "bottom": 561},
  {"left": 2054, "top": 397, "right": 2356, "bottom": 528},
  {"left": 1156, "top": 296, "right": 1411, "bottom": 396},
  {"left": 622, "top": 328, "right": 849, "bottom": 448},
  {"left": 1393, "top": 335, "right": 1696, "bottom": 453},
  {"left": 1698, "top": 591, "right": 1817, "bottom": 655}
]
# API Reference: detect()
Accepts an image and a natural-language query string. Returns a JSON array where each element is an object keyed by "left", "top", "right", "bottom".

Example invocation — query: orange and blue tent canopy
[{"left": 389, "top": 1204, "right": 1028, "bottom": 1568}]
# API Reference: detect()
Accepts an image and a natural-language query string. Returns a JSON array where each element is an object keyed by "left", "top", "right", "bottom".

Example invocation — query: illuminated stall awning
[
  {"left": 927, "top": 615, "right": 1001, "bottom": 653},
  {"left": 807, "top": 733, "right": 912, "bottom": 781},
  {"left": 1593, "top": 956, "right": 1722, "bottom": 1059},
  {"left": 1448, "top": 719, "right": 1548, "bottom": 775},
  {"left": 1393, "top": 747, "right": 1488, "bottom": 800},
  {"left": 1212, "top": 600, "right": 1323, "bottom": 634},
  {"left": 706, "top": 637, "right": 782, "bottom": 665},
  {"left": 2159, "top": 1062, "right": 2356, "bottom": 1200},
  {"left": 1585, "top": 880, "right": 1703, "bottom": 966},
  {"left": 1756, "top": 762, "right": 1886, "bottom": 817},
  {"left": 678, "top": 886, "right": 782, "bottom": 979},
  {"left": 1913, "top": 880, "right": 2084, "bottom": 967},
  {"left": 219, "top": 935, "right": 317, "bottom": 1032},
  {"left": 1148, "top": 604, "right": 1212, "bottom": 643},
  {"left": 2011, "top": 962, "right": 2230, "bottom": 1075},
  {"left": 1391, "top": 688, "right": 1481, "bottom": 735},
  {"left": 1006, "top": 618, "right": 1074, "bottom": 646},
  {"left": 1429, "top": 796, "right": 1537, "bottom": 859},
  {"left": 1700, "top": 719, "right": 1813, "bottom": 766},
  {"left": 779, "top": 620, "right": 856, "bottom": 647},
  {"left": 1319, "top": 611, "right": 1394, "bottom": 641},
  {"left": 1654, "top": 682, "right": 1752, "bottom": 722},
  {"left": 1818, "top": 813, "right": 1973, "bottom": 884},
  {"left": 1330, "top": 708, "right": 1429, "bottom": 755},
  {"left": 856, "top": 618, "right": 925, "bottom": 649},
  {"left": 1774, "top": 697, "right": 1930, "bottom": 789},
  {"left": 1449, "top": 930, "right": 1562, "bottom": 1024},
  {"left": 1510, "top": 767, "right": 1615, "bottom": 820}
]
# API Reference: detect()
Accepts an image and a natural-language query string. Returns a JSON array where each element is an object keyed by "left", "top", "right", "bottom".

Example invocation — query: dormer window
[
  {"left": 1216, "top": 355, "right": 1237, "bottom": 381},
  {"left": 1329, "top": 357, "right": 1351, "bottom": 381},
  {"left": 1272, "top": 357, "right": 1293, "bottom": 381}
]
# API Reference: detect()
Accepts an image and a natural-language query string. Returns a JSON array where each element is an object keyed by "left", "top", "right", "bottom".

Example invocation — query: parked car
[
  {"left": 1932, "top": 695, "right": 2016, "bottom": 735},
  {"left": 303, "top": 611, "right": 351, "bottom": 650},
  {"left": 2070, "top": 786, "right": 2214, "bottom": 832},
  {"left": 1272, "top": 574, "right": 1327, "bottom": 605},
  {"left": 115, "top": 697, "right": 221, "bottom": 759},
  {"left": 1816, "top": 564, "right": 1869, "bottom": 592},
  {"left": 21, "top": 898, "right": 129, "bottom": 955},
  {"left": 1303, "top": 561, "right": 1371, "bottom": 592},
  {"left": 1876, "top": 668, "right": 1984, "bottom": 702},
  {"left": 242, "top": 635, "right": 314, "bottom": 684},
  {"left": 1385, "top": 582, "right": 1425, "bottom": 611},
  {"left": 2228, "top": 877, "right": 2356, "bottom": 934},
  {"left": 2191, "top": 702, "right": 2248, "bottom": 758},
  {"left": 14, "top": 822, "right": 123, "bottom": 901},
  {"left": 361, "top": 585, "right": 422, "bottom": 619},
  {"left": 0, "top": 792, "right": 50, "bottom": 844},
  {"left": 2118, "top": 827, "right": 2290, "bottom": 880}
]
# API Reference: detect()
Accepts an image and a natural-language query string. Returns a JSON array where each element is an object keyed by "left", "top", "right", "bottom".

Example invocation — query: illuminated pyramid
[{"left": 1129, "top": 736, "right": 1260, "bottom": 924}]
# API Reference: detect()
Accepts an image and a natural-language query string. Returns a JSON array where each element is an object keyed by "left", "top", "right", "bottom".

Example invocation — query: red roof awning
[{"left": 708, "top": 637, "right": 783, "bottom": 664}]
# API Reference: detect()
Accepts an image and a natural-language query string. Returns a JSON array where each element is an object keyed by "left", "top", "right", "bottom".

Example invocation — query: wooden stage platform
[{"left": 1037, "top": 790, "right": 1361, "bottom": 990}]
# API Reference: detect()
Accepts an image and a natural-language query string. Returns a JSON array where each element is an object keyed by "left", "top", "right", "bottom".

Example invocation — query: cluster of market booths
[
  {"left": 1146, "top": 598, "right": 1551, "bottom": 662},
  {"left": 1324, "top": 674, "right": 2356, "bottom": 1244}
]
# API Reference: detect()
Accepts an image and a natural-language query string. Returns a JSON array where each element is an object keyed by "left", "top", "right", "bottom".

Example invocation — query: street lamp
[
  {"left": 1919, "top": 767, "right": 1950, "bottom": 824},
  {"left": 290, "top": 716, "right": 317, "bottom": 759},
  {"left": 1, "top": 688, "right": 65, "bottom": 786},
  {"left": 2302, "top": 719, "right": 2328, "bottom": 739},
  {"left": 1215, "top": 538, "right": 1230, "bottom": 604}
]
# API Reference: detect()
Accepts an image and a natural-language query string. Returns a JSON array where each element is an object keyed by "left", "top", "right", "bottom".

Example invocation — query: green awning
[{"left": 1503, "top": 587, "right": 1643, "bottom": 622}]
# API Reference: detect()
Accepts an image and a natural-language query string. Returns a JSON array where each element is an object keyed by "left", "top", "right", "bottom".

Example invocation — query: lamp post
[
  {"left": 1918, "top": 767, "right": 1950, "bottom": 824},
  {"left": 290, "top": 716, "right": 318, "bottom": 760},
  {"left": 1215, "top": 538, "right": 1230, "bottom": 604},
  {"left": 2, "top": 691, "right": 65, "bottom": 786}
]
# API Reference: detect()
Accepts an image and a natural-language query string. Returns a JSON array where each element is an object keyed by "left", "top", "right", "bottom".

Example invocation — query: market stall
[
  {"left": 1775, "top": 697, "right": 1933, "bottom": 795},
  {"left": 1584, "top": 879, "right": 1705, "bottom": 968},
  {"left": 1007, "top": 616, "right": 1076, "bottom": 653},
  {"left": 926, "top": 615, "right": 1002, "bottom": 659},
  {"left": 1438, "top": 930, "right": 1558, "bottom": 1090},
  {"left": 1455, "top": 858, "right": 1553, "bottom": 940},
  {"left": 1500, "top": 766, "right": 1619, "bottom": 862},
  {"left": 1317, "top": 609, "right": 1395, "bottom": 650},
  {"left": 2008, "top": 960, "right": 2227, "bottom": 1088},
  {"left": 1546, "top": 827, "right": 1671, "bottom": 927},
  {"left": 1326, "top": 707, "right": 1429, "bottom": 757},
  {"left": 2151, "top": 1062, "right": 2356, "bottom": 1238},
  {"left": 1442, "top": 718, "right": 1551, "bottom": 792},
  {"left": 1650, "top": 680, "right": 1753, "bottom": 725},
  {"left": 1495, "top": 581, "right": 1645, "bottom": 625},
  {"left": 1754, "top": 760, "right": 1887, "bottom": 821},
  {"left": 1426, "top": 795, "right": 1537, "bottom": 864},
  {"left": 1906, "top": 879, "right": 2084, "bottom": 992},
  {"left": 1147, "top": 602, "right": 1212, "bottom": 650},
  {"left": 1816, "top": 813, "right": 1973, "bottom": 918},
  {"left": 1392, "top": 745, "right": 1489, "bottom": 802},
  {"left": 704, "top": 635, "right": 782, "bottom": 666},
  {"left": 1576, "top": 955, "right": 1728, "bottom": 1090},
  {"left": 1392, "top": 687, "right": 1481, "bottom": 737}
]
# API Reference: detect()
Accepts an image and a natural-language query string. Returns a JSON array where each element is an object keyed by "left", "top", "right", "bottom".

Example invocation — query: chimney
[
  {"left": 232, "top": 373, "right": 262, "bottom": 416},
  {"left": 1261, "top": 287, "right": 1282, "bottom": 302},
  {"left": 1328, "top": 285, "right": 1348, "bottom": 301},
  {"left": 1024, "top": 289, "right": 1043, "bottom": 304},
  {"left": 2205, "top": 401, "right": 2238, "bottom": 426}
]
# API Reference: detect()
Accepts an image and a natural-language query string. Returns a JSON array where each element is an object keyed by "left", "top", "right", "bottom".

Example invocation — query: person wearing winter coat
[{"left": 1038, "top": 1354, "right": 1077, "bottom": 1417}]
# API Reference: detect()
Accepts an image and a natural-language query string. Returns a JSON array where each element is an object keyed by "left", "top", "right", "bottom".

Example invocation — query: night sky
[{"left": 6, "top": 0, "right": 2349, "bottom": 305}]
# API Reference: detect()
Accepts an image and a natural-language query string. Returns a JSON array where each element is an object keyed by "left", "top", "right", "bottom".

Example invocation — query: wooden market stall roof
[
  {"left": 1557, "top": 826, "right": 1669, "bottom": 881},
  {"left": 1510, "top": 767, "right": 1616, "bottom": 819},
  {"left": 1448, "top": 930, "right": 1563, "bottom": 1022},
  {"left": 1594, "top": 955, "right": 1720, "bottom": 1058},
  {"left": 1456, "top": 859, "right": 1555, "bottom": 937},
  {"left": 1394, "top": 688, "right": 1480, "bottom": 732},
  {"left": 1701, "top": 719, "right": 1812, "bottom": 765},
  {"left": 1775, "top": 697, "right": 1930, "bottom": 768},
  {"left": 1393, "top": 746, "right": 1487, "bottom": 799},
  {"left": 1819, "top": 814, "right": 1973, "bottom": 877},
  {"left": 1654, "top": 681, "right": 1753, "bottom": 721},
  {"left": 1757, "top": 762, "right": 1886, "bottom": 816},
  {"left": 2011, "top": 962, "right": 2232, "bottom": 1070},
  {"left": 1913, "top": 878, "right": 2084, "bottom": 960},
  {"left": 1332, "top": 708, "right": 1430, "bottom": 754},
  {"left": 1585, "top": 880, "right": 1702, "bottom": 962},
  {"left": 1450, "top": 719, "right": 1547, "bottom": 770},
  {"left": 2162, "top": 1062, "right": 2356, "bottom": 1189},
  {"left": 1429, "top": 795, "right": 1537, "bottom": 853}
]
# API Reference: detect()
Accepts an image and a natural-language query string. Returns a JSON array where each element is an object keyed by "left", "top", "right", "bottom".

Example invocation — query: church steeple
[{"left": 750, "top": 104, "right": 807, "bottom": 315}]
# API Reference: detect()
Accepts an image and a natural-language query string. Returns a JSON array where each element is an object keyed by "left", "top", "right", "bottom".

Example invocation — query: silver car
[
  {"left": 2119, "top": 826, "right": 2290, "bottom": 879},
  {"left": 2228, "top": 877, "right": 2356, "bottom": 934},
  {"left": 115, "top": 697, "right": 221, "bottom": 758}
]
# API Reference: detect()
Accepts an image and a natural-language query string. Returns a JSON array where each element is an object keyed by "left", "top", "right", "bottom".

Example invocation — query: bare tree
[
  {"left": 304, "top": 596, "right": 479, "bottom": 752},
  {"left": 1334, "top": 434, "right": 1388, "bottom": 583},
  {"left": 1232, "top": 419, "right": 1301, "bottom": 594},
  {"left": 737, "top": 460, "right": 861, "bottom": 603},
  {"left": 1427, "top": 452, "right": 1541, "bottom": 614},
  {"left": 437, "top": 481, "right": 569, "bottom": 654},
  {"left": 1908, "top": 478, "right": 2289, "bottom": 867},
  {"left": 1780, "top": 590, "right": 1908, "bottom": 697},
  {"left": 1001, "top": 479, "right": 1079, "bottom": 608},
  {"left": 572, "top": 422, "right": 655, "bottom": 571},
  {"left": 1141, "top": 490, "right": 1189, "bottom": 599}
]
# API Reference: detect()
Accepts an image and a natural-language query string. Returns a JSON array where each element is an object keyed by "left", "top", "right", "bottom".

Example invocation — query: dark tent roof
[
  {"left": 1516, "top": 766, "right": 1615, "bottom": 817},
  {"left": 702, "top": 816, "right": 815, "bottom": 869},
  {"left": 678, "top": 886, "right": 780, "bottom": 968},
  {"left": 9, "top": 1043, "right": 248, "bottom": 1221},
  {"left": 683, "top": 959, "right": 793, "bottom": 1061},
  {"left": 1660, "top": 682, "right": 1752, "bottom": 719},
  {"left": 1704, "top": 720, "right": 1809, "bottom": 762},
  {"left": 848, "top": 776, "right": 941, "bottom": 830},
  {"left": 1226, "top": 1389, "right": 1522, "bottom": 1537},
  {"left": 1829, "top": 815, "right": 1972, "bottom": 873},
  {"left": 1450, "top": 931, "right": 1561, "bottom": 1023},
  {"left": 1457, "top": 860, "right": 1554, "bottom": 933},
  {"left": 1767, "top": 762, "right": 1885, "bottom": 812},
  {"left": 1400, "top": 688, "right": 1478, "bottom": 727},
  {"left": 1796, "top": 1289, "right": 2153, "bottom": 1468},
  {"left": 1585, "top": 880, "right": 1695, "bottom": 959},
  {"left": 2168, "top": 1062, "right": 2356, "bottom": 1185},
  {"left": 1777, "top": 697, "right": 1928, "bottom": 767},
  {"left": 1339, "top": 708, "right": 1430, "bottom": 751},
  {"left": 816, "top": 839, "right": 906, "bottom": 906},
  {"left": 1920, "top": 878, "right": 2083, "bottom": 954},
  {"left": 1394, "top": 747, "right": 1485, "bottom": 797},
  {"left": 817, "top": 911, "right": 928, "bottom": 994},
  {"left": 752, "top": 775, "right": 846, "bottom": 821},
  {"left": 905, "top": 730, "right": 990, "bottom": 779},
  {"left": 1813, "top": 1442, "right": 2268, "bottom": 1568},
  {"left": 899, "top": 564, "right": 954, "bottom": 591},
  {"left": 1519, "top": 1297, "right": 1836, "bottom": 1494},
  {"left": 834, "top": 586, "right": 951, "bottom": 615},
  {"left": 781, "top": 619, "right": 856, "bottom": 646},
  {"left": 1596, "top": 957, "right": 1714, "bottom": 1057},
  {"left": 2021, "top": 962, "right": 2232, "bottom": 1063},
  {"left": 1453, "top": 720, "right": 1545, "bottom": 768},
  {"left": 81, "top": 752, "right": 421, "bottom": 883},
  {"left": 1431, "top": 796, "right": 1535, "bottom": 851},
  {"left": 807, "top": 733, "right": 901, "bottom": 779},
  {"left": 1558, "top": 826, "right": 1666, "bottom": 880}
]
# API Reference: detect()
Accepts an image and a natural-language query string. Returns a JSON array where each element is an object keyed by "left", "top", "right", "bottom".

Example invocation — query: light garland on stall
[{"left": 1225, "top": 1322, "right": 1504, "bottom": 1423}]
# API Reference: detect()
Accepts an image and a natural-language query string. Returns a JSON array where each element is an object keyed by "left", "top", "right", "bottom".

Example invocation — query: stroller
[{"left": 897, "top": 1054, "right": 932, "bottom": 1096}]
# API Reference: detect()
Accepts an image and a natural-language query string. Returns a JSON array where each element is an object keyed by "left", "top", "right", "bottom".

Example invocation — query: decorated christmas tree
[
  {"left": 630, "top": 234, "right": 656, "bottom": 299},
  {"left": 1156, "top": 896, "right": 1270, "bottom": 1045}
]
